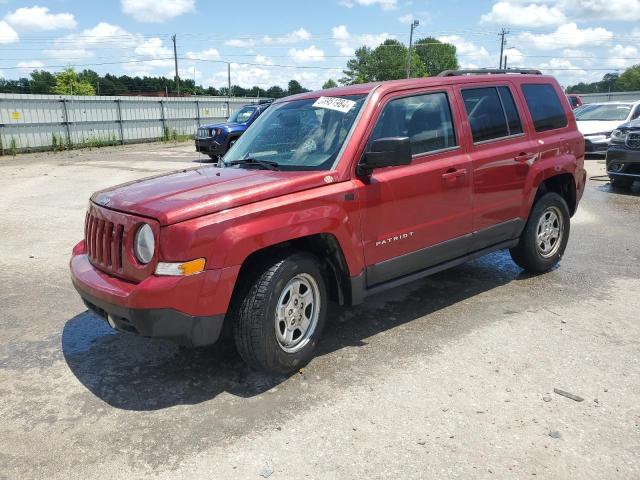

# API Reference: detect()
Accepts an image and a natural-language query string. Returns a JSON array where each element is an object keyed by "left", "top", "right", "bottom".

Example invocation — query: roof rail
[{"left": 437, "top": 69, "right": 542, "bottom": 77}]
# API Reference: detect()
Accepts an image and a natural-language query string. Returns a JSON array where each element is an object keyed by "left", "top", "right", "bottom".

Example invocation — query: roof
[{"left": 275, "top": 73, "right": 558, "bottom": 103}]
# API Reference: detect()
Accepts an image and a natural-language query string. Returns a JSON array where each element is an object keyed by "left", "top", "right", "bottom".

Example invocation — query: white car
[{"left": 576, "top": 101, "right": 640, "bottom": 155}]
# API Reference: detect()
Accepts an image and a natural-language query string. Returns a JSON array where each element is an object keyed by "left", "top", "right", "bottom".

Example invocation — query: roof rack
[{"left": 437, "top": 69, "right": 542, "bottom": 77}]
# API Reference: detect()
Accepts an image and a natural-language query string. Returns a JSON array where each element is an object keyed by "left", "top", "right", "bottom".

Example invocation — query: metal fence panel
[
  {"left": 580, "top": 91, "right": 640, "bottom": 104},
  {"left": 0, "top": 93, "right": 265, "bottom": 153}
]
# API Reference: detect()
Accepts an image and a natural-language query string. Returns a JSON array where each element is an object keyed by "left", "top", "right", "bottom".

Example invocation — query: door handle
[
  {"left": 441, "top": 168, "right": 467, "bottom": 186},
  {"left": 515, "top": 152, "right": 535, "bottom": 163}
]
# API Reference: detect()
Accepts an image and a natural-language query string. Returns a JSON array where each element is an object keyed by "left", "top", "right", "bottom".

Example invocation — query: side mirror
[{"left": 357, "top": 137, "right": 412, "bottom": 176}]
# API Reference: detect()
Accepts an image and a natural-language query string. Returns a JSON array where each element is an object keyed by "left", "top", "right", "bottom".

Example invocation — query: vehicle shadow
[
  {"left": 598, "top": 182, "right": 640, "bottom": 196},
  {"left": 62, "top": 250, "right": 525, "bottom": 411}
]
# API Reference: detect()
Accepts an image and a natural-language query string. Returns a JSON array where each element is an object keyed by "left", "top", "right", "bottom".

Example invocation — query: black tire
[
  {"left": 228, "top": 138, "right": 237, "bottom": 149},
  {"left": 207, "top": 154, "right": 219, "bottom": 162},
  {"left": 609, "top": 176, "right": 634, "bottom": 189},
  {"left": 509, "top": 192, "right": 570, "bottom": 273},
  {"left": 233, "top": 253, "right": 327, "bottom": 375}
]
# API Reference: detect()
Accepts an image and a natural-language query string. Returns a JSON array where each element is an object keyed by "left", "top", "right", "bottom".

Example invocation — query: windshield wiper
[{"left": 225, "top": 158, "right": 280, "bottom": 171}]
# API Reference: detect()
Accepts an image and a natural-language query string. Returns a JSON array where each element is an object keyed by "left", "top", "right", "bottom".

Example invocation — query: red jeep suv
[{"left": 71, "top": 69, "right": 586, "bottom": 374}]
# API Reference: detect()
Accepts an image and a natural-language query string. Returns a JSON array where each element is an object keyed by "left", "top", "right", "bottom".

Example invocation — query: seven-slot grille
[
  {"left": 85, "top": 212, "right": 124, "bottom": 272},
  {"left": 196, "top": 127, "right": 210, "bottom": 138},
  {"left": 626, "top": 132, "right": 640, "bottom": 149}
]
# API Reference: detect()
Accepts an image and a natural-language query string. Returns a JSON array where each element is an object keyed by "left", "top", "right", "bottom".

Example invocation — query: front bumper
[
  {"left": 70, "top": 250, "right": 232, "bottom": 346},
  {"left": 606, "top": 145, "right": 640, "bottom": 178},
  {"left": 584, "top": 136, "right": 610, "bottom": 155},
  {"left": 195, "top": 138, "right": 226, "bottom": 155}
]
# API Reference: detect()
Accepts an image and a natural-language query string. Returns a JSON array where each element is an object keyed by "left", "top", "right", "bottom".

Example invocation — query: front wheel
[
  {"left": 510, "top": 192, "right": 570, "bottom": 273},
  {"left": 233, "top": 253, "right": 327, "bottom": 375}
]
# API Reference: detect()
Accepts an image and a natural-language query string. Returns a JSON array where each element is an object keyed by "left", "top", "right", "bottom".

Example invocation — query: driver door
[{"left": 357, "top": 88, "right": 474, "bottom": 286}]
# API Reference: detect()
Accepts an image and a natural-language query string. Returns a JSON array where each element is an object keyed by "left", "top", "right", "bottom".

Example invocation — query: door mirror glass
[{"left": 358, "top": 137, "right": 412, "bottom": 175}]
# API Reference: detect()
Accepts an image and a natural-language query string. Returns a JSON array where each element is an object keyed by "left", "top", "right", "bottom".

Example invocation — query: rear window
[
  {"left": 522, "top": 84, "right": 568, "bottom": 132},
  {"left": 462, "top": 86, "right": 523, "bottom": 143}
]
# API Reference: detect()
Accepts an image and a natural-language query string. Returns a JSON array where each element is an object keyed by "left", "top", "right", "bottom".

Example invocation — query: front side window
[
  {"left": 228, "top": 106, "right": 256, "bottom": 123},
  {"left": 522, "top": 84, "right": 568, "bottom": 132},
  {"left": 370, "top": 92, "right": 457, "bottom": 155},
  {"left": 223, "top": 95, "right": 366, "bottom": 171}
]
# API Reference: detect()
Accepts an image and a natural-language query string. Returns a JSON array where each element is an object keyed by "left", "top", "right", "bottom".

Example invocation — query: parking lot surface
[{"left": 1, "top": 143, "right": 639, "bottom": 479}]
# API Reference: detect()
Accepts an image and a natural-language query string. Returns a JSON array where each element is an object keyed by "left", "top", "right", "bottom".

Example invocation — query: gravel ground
[{"left": 0, "top": 143, "right": 639, "bottom": 479}]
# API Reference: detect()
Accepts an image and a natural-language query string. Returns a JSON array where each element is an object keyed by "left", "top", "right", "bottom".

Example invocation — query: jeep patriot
[{"left": 70, "top": 69, "right": 586, "bottom": 374}]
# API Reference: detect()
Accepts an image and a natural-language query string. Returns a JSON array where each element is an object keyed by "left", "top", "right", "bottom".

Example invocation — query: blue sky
[{"left": 1, "top": 0, "right": 639, "bottom": 90}]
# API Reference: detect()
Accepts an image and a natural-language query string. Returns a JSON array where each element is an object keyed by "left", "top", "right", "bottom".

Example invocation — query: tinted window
[
  {"left": 498, "top": 86, "right": 523, "bottom": 135},
  {"left": 462, "top": 87, "right": 509, "bottom": 142},
  {"left": 568, "top": 96, "right": 579, "bottom": 107},
  {"left": 522, "top": 84, "right": 568, "bottom": 132},
  {"left": 371, "top": 92, "right": 457, "bottom": 155}
]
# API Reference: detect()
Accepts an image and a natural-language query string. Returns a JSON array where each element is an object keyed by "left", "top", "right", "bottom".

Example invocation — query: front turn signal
[{"left": 155, "top": 258, "right": 206, "bottom": 276}]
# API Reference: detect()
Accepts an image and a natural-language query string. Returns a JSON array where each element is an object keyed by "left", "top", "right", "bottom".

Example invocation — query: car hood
[
  {"left": 202, "top": 121, "right": 246, "bottom": 132},
  {"left": 91, "top": 167, "right": 334, "bottom": 225},
  {"left": 617, "top": 118, "right": 640, "bottom": 130},
  {"left": 577, "top": 120, "right": 623, "bottom": 135}
]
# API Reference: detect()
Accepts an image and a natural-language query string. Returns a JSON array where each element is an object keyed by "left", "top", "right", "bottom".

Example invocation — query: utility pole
[
  {"left": 504, "top": 55, "right": 508, "bottom": 70},
  {"left": 406, "top": 20, "right": 420, "bottom": 78},
  {"left": 172, "top": 34, "right": 180, "bottom": 96},
  {"left": 498, "top": 28, "right": 509, "bottom": 69}
]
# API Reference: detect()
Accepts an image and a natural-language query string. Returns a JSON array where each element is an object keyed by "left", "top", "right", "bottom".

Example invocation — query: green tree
[
  {"left": 322, "top": 79, "right": 338, "bottom": 89},
  {"left": 287, "top": 80, "right": 307, "bottom": 95},
  {"left": 413, "top": 37, "right": 459, "bottom": 76},
  {"left": 29, "top": 70, "right": 56, "bottom": 94},
  {"left": 340, "top": 40, "right": 426, "bottom": 85},
  {"left": 340, "top": 46, "right": 372, "bottom": 85},
  {"left": 52, "top": 68, "right": 96, "bottom": 96},
  {"left": 266, "top": 85, "right": 285, "bottom": 98},
  {"left": 616, "top": 65, "right": 640, "bottom": 91}
]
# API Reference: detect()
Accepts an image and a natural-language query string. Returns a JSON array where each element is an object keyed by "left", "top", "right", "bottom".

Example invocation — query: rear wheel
[
  {"left": 233, "top": 253, "right": 327, "bottom": 375},
  {"left": 510, "top": 192, "right": 570, "bottom": 273}
]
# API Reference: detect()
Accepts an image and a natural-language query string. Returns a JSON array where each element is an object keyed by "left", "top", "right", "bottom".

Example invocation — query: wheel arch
[
  {"left": 229, "top": 233, "right": 353, "bottom": 312},
  {"left": 532, "top": 172, "right": 577, "bottom": 217}
]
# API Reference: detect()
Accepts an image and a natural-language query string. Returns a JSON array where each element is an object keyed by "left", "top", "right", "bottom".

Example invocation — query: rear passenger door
[
  {"left": 358, "top": 88, "right": 473, "bottom": 286},
  {"left": 457, "top": 84, "right": 535, "bottom": 250}
]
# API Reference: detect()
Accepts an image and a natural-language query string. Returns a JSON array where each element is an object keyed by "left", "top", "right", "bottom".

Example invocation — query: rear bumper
[{"left": 70, "top": 246, "right": 237, "bottom": 346}]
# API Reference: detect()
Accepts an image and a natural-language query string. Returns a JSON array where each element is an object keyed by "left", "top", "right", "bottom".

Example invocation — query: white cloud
[
  {"left": 480, "top": 2, "right": 567, "bottom": 27},
  {"left": 225, "top": 28, "right": 311, "bottom": 48},
  {"left": 332, "top": 24, "right": 394, "bottom": 56},
  {"left": 121, "top": 0, "right": 195, "bottom": 23},
  {"left": 517, "top": 23, "right": 613, "bottom": 50},
  {"left": 398, "top": 14, "right": 413, "bottom": 23},
  {"left": 0, "top": 20, "right": 18, "bottom": 43},
  {"left": 561, "top": 0, "right": 640, "bottom": 21},
  {"left": 504, "top": 47, "right": 524, "bottom": 67},
  {"left": 607, "top": 44, "right": 639, "bottom": 69},
  {"left": 289, "top": 45, "right": 325, "bottom": 62},
  {"left": 4, "top": 6, "right": 76, "bottom": 31},
  {"left": 185, "top": 48, "right": 221, "bottom": 61},
  {"left": 15, "top": 60, "right": 45, "bottom": 75},
  {"left": 135, "top": 37, "right": 172, "bottom": 57},
  {"left": 438, "top": 35, "right": 492, "bottom": 68},
  {"left": 339, "top": 0, "right": 398, "bottom": 10}
]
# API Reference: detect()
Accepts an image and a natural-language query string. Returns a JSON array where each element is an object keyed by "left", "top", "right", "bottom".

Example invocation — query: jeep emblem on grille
[{"left": 97, "top": 195, "right": 111, "bottom": 206}]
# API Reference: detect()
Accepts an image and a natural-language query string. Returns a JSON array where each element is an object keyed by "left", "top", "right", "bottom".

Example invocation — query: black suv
[{"left": 607, "top": 119, "right": 640, "bottom": 189}]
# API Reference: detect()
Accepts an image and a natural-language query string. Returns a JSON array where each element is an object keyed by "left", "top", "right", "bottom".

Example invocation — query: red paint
[{"left": 71, "top": 74, "right": 585, "bottom": 321}]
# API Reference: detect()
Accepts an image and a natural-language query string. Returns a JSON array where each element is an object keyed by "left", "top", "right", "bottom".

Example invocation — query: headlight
[
  {"left": 610, "top": 129, "right": 627, "bottom": 141},
  {"left": 134, "top": 223, "right": 155, "bottom": 264}
]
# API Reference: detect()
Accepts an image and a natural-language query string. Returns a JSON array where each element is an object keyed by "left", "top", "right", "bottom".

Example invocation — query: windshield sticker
[{"left": 312, "top": 96, "right": 356, "bottom": 114}]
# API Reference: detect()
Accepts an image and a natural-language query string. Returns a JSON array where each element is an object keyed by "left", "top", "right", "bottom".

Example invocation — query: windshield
[
  {"left": 575, "top": 104, "right": 631, "bottom": 121},
  {"left": 223, "top": 94, "right": 366, "bottom": 171},
  {"left": 228, "top": 106, "right": 256, "bottom": 123}
]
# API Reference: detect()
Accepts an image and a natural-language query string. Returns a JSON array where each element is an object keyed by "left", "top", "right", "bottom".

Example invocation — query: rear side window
[
  {"left": 498, "top": 87, "right": 523, "bottom": 135},
  {"left": 371, "top": 92, "right": 457, "bottom": 155},
  {"left": 462, "top": 87, "right": 522, "bottom": 143},
  {"left": 522, "top": 84, "right": 568, "bottom": 132}
]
